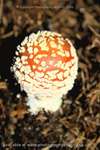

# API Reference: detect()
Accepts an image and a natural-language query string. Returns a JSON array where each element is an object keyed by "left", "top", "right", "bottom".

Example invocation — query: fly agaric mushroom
[{"left": 12, "top": 31, "right": 78, "bottom": 114}]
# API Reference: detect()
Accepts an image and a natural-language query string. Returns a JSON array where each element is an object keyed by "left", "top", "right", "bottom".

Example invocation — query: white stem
[{"left": 26, "top": 94, "right": 62, "bottom": 114}]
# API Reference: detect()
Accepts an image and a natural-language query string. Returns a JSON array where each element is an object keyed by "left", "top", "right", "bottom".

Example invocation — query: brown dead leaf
[
  {"left": 10, "top": 106, "right": 28, "bottom": 119},
  {"left": 0, "top": 82, "right": 7, "bottom": 90}
]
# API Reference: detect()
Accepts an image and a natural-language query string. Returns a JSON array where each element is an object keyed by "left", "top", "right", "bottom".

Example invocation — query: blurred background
[{"left": 0, "top": 0, "right": 100, "bottom": 149}]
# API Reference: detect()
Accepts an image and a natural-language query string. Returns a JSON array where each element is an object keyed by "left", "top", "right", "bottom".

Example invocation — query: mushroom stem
[{"left": 27, "top": 94, "right": 62, "bottom": 114}]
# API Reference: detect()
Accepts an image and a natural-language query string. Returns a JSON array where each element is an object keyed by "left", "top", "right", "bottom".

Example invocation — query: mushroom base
[{"left": 26, "top": 95, "right": 62, "bottom": 114}]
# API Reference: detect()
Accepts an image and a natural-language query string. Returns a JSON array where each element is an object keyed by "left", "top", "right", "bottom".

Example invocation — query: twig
[
  {"left": 0, "top": 0, "right": 3, "bottom": 23},
  {"left": 0, "top": 31, "right": 14, "bottom": 39},
  {"left": 88, "top": 25, "right": 100, "bottom": 38}
]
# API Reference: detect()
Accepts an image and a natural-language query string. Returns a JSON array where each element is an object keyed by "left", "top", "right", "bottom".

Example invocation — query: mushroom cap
[{"left": 12, "top": 31, "right": 78, "bottom": 99}]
